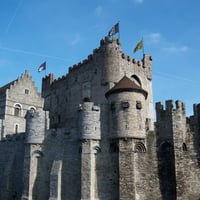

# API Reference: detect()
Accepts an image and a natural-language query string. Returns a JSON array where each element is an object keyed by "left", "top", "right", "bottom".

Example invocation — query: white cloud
[
  {"left": 94, "top": 6, "right": 103, "bottom": 17},
  {"left": 145, "top": 32, "right": 163, "bottom": 46},
  {"left": 145, "top": 32, "right": 188, "bottom": 53},
  {"left": 148, "top": 33, "right": 162, "bottom": 44},
  {"left": 163, "top": 46, "right": 188, "bottom": 53}
]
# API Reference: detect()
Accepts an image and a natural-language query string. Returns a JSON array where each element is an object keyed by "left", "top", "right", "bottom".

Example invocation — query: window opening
[
  {"left": 14, "top": 104, "right": 22, "bottom": 116},
  {"left": 25, "top": 89, "right": 30, "bottom": 94},
  {"left": 15, "top": 124, "right": 19, "bottom": 133}
]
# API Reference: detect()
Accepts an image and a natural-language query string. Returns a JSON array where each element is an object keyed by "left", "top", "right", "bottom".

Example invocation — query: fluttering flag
[
  {"left": 108, "top": 22, "right": 119, "bottom": 37},
  {"left": 38, "top": 61, "right": 46, "bottom": 72},
  {"left": 133, "top": 39, "right": 143, "bottom": 53}
]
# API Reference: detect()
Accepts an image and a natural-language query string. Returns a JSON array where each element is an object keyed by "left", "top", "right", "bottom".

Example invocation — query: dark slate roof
[{"left": 105, "top": 76, "right": 148, "bottom": 99}]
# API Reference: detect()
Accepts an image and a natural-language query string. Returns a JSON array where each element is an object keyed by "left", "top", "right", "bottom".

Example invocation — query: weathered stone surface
[{"left": 0, "top": 37, "right": 199, "bottom": 200}]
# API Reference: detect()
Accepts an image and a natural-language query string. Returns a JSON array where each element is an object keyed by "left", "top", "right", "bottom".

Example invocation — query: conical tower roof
[{"left": 105, "top": 76, "right": 148, "bottom": 99}]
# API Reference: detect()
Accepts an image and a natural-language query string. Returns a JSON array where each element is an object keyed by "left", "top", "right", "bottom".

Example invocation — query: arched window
[
  {"left": 29, "top": 106, "right": 36, "bottom": 112},
  {"left": 83, "top": 97, "right": 90, "bottom": 102},
  {"left": 134, "top": 142, "right": 146, "bottom": 153},
  {"left": 14, "top": 104, "right": 22, "bottom": 117},
  {"left": 14, "top": 124, "right": 19, "bottom": 133},
  {"left": 32, "top": 150, "right": 44, "bottom": 158},
  {"left": 131, "top": 74, "right": 142, "bottom": 86},
  {"left": 182, "top": 143, "right": 187, "bottom": 151},
  {"left": 159, "top": 141, "right": 176, "bottom": 197}
]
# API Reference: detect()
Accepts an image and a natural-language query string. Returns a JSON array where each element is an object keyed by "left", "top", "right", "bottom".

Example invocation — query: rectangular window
[{"left": 25, "top": 89, "right": 29, "bottom": 94}]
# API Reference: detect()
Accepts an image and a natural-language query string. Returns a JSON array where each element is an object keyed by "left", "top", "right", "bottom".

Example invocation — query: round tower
[
  {"left": 78, "top": 102, "right": 100, "bottom": 140},
  {"left": 25, "top": 109, "right": 49, "bottom": 144},
  {"left": 105, "top": 75, "right": 148, "bottom": 139},
  {"left": 99, "top": 37, "right": 122, "bottom": 85},
  {"left": 78, "top": 102, "right": 101, "bottom": 200}
]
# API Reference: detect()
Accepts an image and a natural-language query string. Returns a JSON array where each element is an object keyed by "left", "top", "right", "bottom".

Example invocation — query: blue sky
[{"left": 0, "top": 0, "right": 200, "bottom": 116}]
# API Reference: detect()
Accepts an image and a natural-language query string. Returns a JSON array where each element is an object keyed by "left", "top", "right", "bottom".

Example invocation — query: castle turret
[
  {"left": 42, "top": 73, "right": 55, "bottom": 99},
  {"left": 99, "top": 37, "right": 122, "bottom": 85},
  {"left": 155, "top": 100, "right": 187, "bottom": 199},
  {"left": 106, "top": 75, "right": 148, "bottom": 139},
  {"left": 25, "top": 109, "right": 49, "bottom": 144},
  {"left": 78, "top": 102, "right": 101, "bottom": 200},
  {"left": 79, "top": 102, "right": 101, "bottom": 140},
  {"left": 155, "top": 100, "right": 186, "bottom": 144},
  {"left": 22, "top": 109, "right": 49, "bottom": 200},
  {"left": 105, "top": 75, "right": 148, "bottom": 199}
]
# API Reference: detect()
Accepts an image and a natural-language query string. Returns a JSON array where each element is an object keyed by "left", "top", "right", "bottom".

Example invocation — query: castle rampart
[
  {"left": 1, "top": 36, "right": 200, "bottom": 199},
  {"left": 25, "top": 109, "right": 49, "bottom": 144}
]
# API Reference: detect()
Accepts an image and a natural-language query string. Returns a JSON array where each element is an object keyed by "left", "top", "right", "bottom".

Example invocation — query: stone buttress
[
  {"left": 78, "top": 102, "right": 101, "bottom": 200},
  {"left": 156, "top": 100, "right": 188, "bottom": 200},
  {"left": 21, "top": 109, "right": 49, "bottom": 200},
  {"left": 106, "top": 75, "right": 149, "bottom": 200}
]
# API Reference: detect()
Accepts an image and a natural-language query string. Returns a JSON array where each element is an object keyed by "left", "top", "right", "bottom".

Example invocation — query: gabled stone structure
[{"left": 0, "top": 70, "right": 43, "bottom": 139}]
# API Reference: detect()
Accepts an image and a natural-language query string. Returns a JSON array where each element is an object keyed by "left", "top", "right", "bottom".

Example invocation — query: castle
[{"left": 0, "top": 37, "right": 200, "bottom": 200}]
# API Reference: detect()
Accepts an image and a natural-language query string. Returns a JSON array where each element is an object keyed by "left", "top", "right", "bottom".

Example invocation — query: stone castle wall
[
  {"left": 0, "top": 37, "right": 200, "bottom": 200},
  {"left": 0, "top": 134, "right": 25, "bottom": 199},
  {"left": 42, "top": 37, "right": 153, "bottom": 131},
  {"left": 0, "top": 70, "right": 43, "bottom": 137},
  {"left": 156, "top": 100, "right": 200, "bottom": 200}
]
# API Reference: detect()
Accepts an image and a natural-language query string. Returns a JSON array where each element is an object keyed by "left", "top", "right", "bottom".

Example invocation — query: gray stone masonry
[
  {"left": 0, "top": 37, "right": 200, "bottom": 200},
  {"left": 0, "top": 70, "right": 44, "bottom": 138}
]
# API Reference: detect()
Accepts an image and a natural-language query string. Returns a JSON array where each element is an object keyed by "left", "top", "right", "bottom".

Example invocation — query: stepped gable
[
  {"left": 0, "top": 70, "right": 41, "bottom": 96},
  {"left": 105, "top": 75, "right": 148, "bottom": 98}
]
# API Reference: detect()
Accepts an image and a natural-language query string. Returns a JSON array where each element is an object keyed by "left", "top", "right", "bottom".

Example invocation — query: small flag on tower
[
  {"left": 108, "top": 22, "right": 119, "bottom": 37},
  {"left": 38, "top": 61, "right": 46, "bottom": 72},
  {"left": 133, "top": 39, "right": 143, "bottom": 53}
]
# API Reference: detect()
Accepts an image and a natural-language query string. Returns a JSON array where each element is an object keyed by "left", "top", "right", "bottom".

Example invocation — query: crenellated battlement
[
  {"left": 156, "top": 100, "right": 185, "bottom": 113},
  {"left": 100, "top": 36, "right": 121, "bottom": 46},
  {"left": 52, "top": 74, "right": 68, "bottom": 85},
  {"left": 1, "top": 35, "right": 200, "bottom": 200},
  {"left": 65, "top": 37, "right": 121, "bottom": 75},
  {"left": 68, "top": 56, "right": 92, "bottom": 73},
  {"left": 121, "top": 52, "right": 152, "bottom": 67},
  {"left": 155, "top": 100, "right": 187, "bottom": 141},
  {"left": 67, "top": 37, "right": 120, "bottom": 74},
  {"left": 42, "top": 36, "right": 153, "bottom": 98},
  {"left": 42, "top": 73, "right": 55, "bottom": 86},
  {"left": 187, "top": 103, "right": 200, "bottom": 132}
]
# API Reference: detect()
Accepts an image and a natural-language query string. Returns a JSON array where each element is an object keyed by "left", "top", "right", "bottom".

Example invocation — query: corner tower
[
  {"left": 22, "top": 109, "right": 49, "bottom": 199},
  {"left": 99, "top": 37, "right": 122, "bottom": 86},
  {"left": 106, "top": 75, "right": 148, "bottom": 139},
  {"left": 105, "top": 75, "right": 148, "bottom": 199},
  {"left": 97, "top": 37, "right": 153, "bottom": 130}
]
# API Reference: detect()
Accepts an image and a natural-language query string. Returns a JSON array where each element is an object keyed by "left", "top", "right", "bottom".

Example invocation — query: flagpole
[
  {"left": 45, "top": 61, "right": 47, "bottom": 76},
  {"left": 142, "top": 37, "right": 145, "bottom": 55},
  {"left": 118, "top": 21, "right": 120, "bottom": 39}
]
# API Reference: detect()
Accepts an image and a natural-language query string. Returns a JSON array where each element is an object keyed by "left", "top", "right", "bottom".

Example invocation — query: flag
[
  {"left": 38, "top": 62, "right": 46, "bottom": 72},
  {"left": 133, "top": 39, "right": 143, "bottom": 53},
  {"left": 108, "top": 22, "right": 119, "bottom": 37}
]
